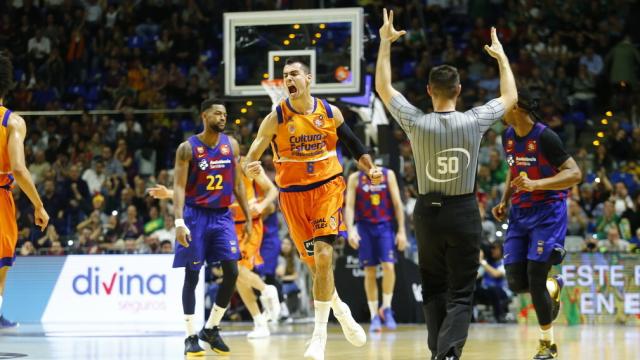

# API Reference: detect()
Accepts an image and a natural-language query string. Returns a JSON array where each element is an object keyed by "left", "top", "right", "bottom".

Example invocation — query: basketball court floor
[{"left": 0, "top": 322, "right": 637, "bottom": 359}]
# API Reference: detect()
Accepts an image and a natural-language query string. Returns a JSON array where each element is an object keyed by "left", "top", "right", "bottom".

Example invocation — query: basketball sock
[
  {"left": 254, "top": 312, "right": 266, "bottom": 325},
  {"left": 206, "top": 304, "right": 227, "bottom": 329},
  {"left": 540, "top": 327, "right": 554, "bottom": 343},
  {"left": 313, "top": 301, "right": 331, "bottom": 337},
  {"left": 382, "top": 293, "right": 393, "bottom": 309},
  {"left": 184, "top": 314, "right": 196, "bottom": 337},
  {"left": 368, "top": 301, "right": 378, "bottom": 320},
  {"left": 330, "top": 291, "right": 345, "bottom": 317}
]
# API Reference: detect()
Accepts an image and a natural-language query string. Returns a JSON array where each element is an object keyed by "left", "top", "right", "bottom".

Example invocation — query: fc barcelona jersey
[
  {"left": 355, "top": 168, "right": 393, "bottom": 223},
  {"left": 185, "top": 134, "right": 235, "bottom": 209},
  {"left": 503, "top": 123, "right": 568, "bottom": 208}
]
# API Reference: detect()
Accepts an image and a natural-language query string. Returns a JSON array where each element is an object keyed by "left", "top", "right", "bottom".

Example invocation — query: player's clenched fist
[
  {"left": 491, "top": 202, "right": 508, "bottom": 222},
  {"left": 242, "top": 161, "right": 262, "bottom": 180}
]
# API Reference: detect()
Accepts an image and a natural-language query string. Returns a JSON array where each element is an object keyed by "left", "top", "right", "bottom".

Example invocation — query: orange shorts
[
  {"left": 279, "top": 175, "right": 346, "bottom": 266},
  {"left": 0, "top": 189, "right": 18, "bottom": 267},
  {"left": 235, "top": 218, "right": 264, "bottom": 270}
]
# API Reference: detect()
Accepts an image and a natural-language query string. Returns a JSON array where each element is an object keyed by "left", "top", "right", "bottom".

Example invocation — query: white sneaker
[
  {"left": 333, "top": 302, "right": 366, "bottom": 347},
  {"left": 260, "top": 285, "right": 281, "bottom": 322},
  {"left": 247, "top": 321, "right": 270, "bottom": 339},
  {"left": 303, "top": 333, "right": 327, "bottom": 360}
]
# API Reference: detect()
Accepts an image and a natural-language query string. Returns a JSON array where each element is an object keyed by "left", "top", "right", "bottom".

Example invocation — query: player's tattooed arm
[
  {"left": 512, "top": 157, "right": 582, "bottom": 192},
  {"left": 173, "top": 141, "right": 192, "bottom": 220}
]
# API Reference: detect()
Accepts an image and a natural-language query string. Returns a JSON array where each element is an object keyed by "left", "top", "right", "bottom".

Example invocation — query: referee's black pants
[{"left": 414, "top": 193, "right": 481, "bottom": 360}]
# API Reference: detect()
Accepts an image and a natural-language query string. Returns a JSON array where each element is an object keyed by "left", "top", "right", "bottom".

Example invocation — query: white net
[{"left": 261, "top": 79, "right": 286, "bottom": 111}]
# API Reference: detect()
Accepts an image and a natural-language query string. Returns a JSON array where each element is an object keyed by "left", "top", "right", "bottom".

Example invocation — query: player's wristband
[{"left": 174, "top": 219, "right": 191, "bottom": 235}]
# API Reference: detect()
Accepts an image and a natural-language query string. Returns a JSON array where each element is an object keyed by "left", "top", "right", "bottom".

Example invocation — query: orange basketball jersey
[
  {"left": 271, "top": 98, "right": 343, "bottom": 189},
  {"left": 0, "top": 106, "right": 14, "bottom": 188}
]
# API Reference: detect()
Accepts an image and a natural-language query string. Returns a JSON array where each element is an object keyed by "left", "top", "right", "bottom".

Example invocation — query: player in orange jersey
[
  {"left": 149, "top": 158, "right": 281, "bottom": 339},
  {"left": 242, "top": 58, "right": 381, "bottom": 360},
  {"left": 0, "top": 55, "right": 49, "bottom": 327}
]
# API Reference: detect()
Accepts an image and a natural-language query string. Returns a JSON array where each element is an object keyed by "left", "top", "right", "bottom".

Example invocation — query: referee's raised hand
[
  {"left": 379, "top": 8, "right": 406, "bottom": 43},
  {"left": 484, "top": 27, "right": 506, "bottom": 59}
]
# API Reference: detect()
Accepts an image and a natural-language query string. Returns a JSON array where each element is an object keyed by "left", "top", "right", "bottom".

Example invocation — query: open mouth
[{"left": 288, "top": 85, "right": 298, "bottom": 95}]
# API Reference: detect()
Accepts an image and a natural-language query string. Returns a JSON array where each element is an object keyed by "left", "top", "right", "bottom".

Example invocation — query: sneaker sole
[
  {"left": 212, "top": 348, "right": 231, "bottom": 355},
  {"left": 185, "top": 350, "right": 205, "bottom": 357}
]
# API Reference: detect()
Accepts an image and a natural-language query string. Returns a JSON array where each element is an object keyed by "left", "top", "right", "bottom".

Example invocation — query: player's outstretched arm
[
  {"left": 387, "top": 169, "right": 407, "bottom": 251},
  {"left": 344, "top": 172, "right": 360, "bottom": 249},
  {"left": 484, "top": 27, "right": 517, "bottom": 112},
  {"left": 147, "top": 184, "right": 173, "bottom": 199},
  {"left": 332, "top": 105, "right": 382, "bottom": 185},
  {"left": 8, "top": 114, "right": 49, "bottom": 231},
  {"left": 375, "top": 8, "right": 406, "bottom": 107},
  {"left": 242, "top": 111, "right": 277, "bottom": 180}
]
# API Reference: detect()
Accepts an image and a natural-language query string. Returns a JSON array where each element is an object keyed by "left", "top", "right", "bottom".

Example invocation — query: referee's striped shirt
[{"left": 389, "top": 94, "right": 506, "bottom": 196}]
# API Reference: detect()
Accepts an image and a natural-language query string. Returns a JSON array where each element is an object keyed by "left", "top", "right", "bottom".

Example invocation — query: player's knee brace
[
  {"left": 547, "top": 246, "right": 566, "bottom": 265},
  {"left": 527, "top": 260, "right": 553, "bottom": 325},
  {"left": 220, "top": 260, "right": 239, "bottom": 284},
  {"left": 183, "top": 268, "right": 200, "bottom": 291},
  {"left": 214, "top": 260, "right": 239, "bottom": 308},
  {"left": 182, "top": 268, "right": 200, "bottom": 314},
  {"left": 505, "top": 262, "right": 529, "bottom": 293}
]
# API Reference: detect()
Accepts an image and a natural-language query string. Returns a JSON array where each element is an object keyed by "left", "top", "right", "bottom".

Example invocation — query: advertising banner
[{"left": 4, "top": 255, "right": 204, "bottom": 324}]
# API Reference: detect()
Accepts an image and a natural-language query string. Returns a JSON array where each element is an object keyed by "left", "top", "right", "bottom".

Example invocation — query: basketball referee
[{"left": 375, "top": 9, "right": 517, "bottom": 360}]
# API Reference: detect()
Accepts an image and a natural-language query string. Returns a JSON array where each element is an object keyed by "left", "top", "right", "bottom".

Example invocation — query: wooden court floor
[{"left": 0, "top": 322, "right": 638, "bottom": 359}]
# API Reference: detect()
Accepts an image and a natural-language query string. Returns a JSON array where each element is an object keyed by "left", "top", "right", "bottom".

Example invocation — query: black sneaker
[
  {"left": 198, "top": 326, "right": 230, "bottom": 355},
  {"left": 184, "top": 335, "right": 205, "bottom": 356},
  {"left": 547, "top": 275, "right": 564, "bottom": 321},
  {"left": 533, "top": 340, "right": 558, "bottom": 359}
]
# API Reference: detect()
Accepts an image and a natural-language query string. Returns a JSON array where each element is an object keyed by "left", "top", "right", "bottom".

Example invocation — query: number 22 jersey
[{"left": 185, "top": 134, "right": 235, "bottom": 209}]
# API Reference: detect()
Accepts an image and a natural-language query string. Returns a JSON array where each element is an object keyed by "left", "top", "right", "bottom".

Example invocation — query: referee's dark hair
[
  {"left": 284, "top": 57, "right": 310, "bottom": 75},
  {"left": 0, "top": 54, "right": 13, "bottom": 100},
  {"left": 200, "top": 98, "right": 225, "bottom": 114},
  {"left": 428, "top": 65, "right": 460, "bottom": 99}
]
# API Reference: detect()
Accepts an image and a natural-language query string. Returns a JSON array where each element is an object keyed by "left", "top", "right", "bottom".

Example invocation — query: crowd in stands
[{"left": 1, "top": 1, "right": 638, "bottom": 265}]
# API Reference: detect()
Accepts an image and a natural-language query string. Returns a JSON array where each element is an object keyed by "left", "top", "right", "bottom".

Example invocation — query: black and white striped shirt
[{"left": 389, "top": 94, "right": 506, "bottom": 196}]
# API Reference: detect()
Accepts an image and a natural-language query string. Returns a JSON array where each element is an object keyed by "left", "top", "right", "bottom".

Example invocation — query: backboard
[{"left": 223, "top": 8, "right": 364, "bottom": 97}]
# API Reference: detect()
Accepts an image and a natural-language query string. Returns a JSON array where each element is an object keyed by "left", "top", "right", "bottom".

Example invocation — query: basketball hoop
[{"left": 261, "top": 79, "right": 286, "bottom": 111}]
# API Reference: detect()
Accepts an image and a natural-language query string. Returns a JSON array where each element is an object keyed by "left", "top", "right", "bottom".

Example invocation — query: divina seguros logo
[{"left": 72, "top": 267, "right": 167, "bottom": 295}]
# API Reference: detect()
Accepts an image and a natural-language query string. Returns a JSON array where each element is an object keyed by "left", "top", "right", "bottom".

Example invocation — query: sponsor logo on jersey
[
  {"left": 198, "top": 159, "right": 208, "bottom": 170},
  {"left": 314, "top": 115, "right": 324, "bottom": 128},
  {"left": 288, "top": 123, "right": 296, "bottom": 134},
  {"left": 507, "top": 154, "right": 515, "bottom": 167},
  {"left": 196, "top": 146, "right": 206, "bottom": 158},
  {"left": 526, "top": 140, "right": 537, "bottom": 153},
  {"left": 506, "top": 139, "right": 514, "bottom": 152},
  {"left": 220, "top": 144, "right": 231, "bottom": 156}
]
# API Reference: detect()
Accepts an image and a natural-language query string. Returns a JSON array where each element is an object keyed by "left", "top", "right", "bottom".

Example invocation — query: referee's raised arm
[
  {"left": 374, "top": 8, "right": 420, "bottom": 135},
  {"left": 466, "top": 27, "right": 518, "bottom": 133}
]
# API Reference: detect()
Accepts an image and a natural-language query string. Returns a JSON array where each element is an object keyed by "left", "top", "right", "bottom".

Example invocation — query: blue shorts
[
  {"left": 504, "top": 201, "right": 567, "bottom": 265},
  {"left": 356, "top": 221, "right": 396, "bottom": 267},
  {"left": 173, "top": 205, "right": 240, "bottom": 270},
  {"left": 257, "top": 234, "right": 281, "bottom": 276}
]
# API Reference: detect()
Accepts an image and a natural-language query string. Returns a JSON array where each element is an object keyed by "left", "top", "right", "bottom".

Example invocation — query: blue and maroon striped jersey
[
  {"left": 503, "top": 122, "right": 568, "bottom": 208},
  {"left": 185, "top": 134, "right": 235, "bottom": 209},
  {"left": 355, "top": 168, "right": 394, "bottom": 223}
]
